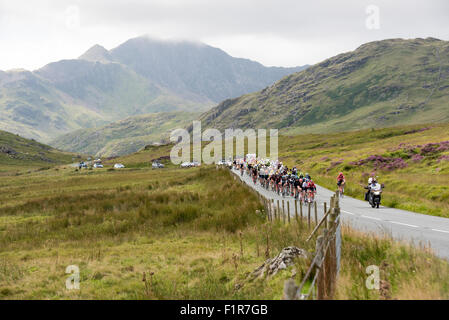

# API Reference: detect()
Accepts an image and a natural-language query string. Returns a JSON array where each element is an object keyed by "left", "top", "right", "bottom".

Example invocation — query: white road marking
[
  {"left": 388, "top": 221, "right": 419, "bottom": 228},
  {"left": 431, "top": 229, "right": 449, "bottom": 234},
  {"left": 360, "top": 215, "right": 382, "bottom": 221}
]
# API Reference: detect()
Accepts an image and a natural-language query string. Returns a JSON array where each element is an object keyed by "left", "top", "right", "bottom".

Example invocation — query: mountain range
[
  {"left": 0, "top": 36, "right": 306, "bottom": 142},
  {"left": 5, "top": 37, "right": 449, "bottom": 159},
  {"left": 52, "top": 37, "right": 449, "bottom": 158},
  {"left": 200, "top": 37, "right": 449, "bottom": 134}
]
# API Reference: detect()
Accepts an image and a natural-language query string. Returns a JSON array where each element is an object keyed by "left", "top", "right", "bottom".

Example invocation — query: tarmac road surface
[{"left": 231, "top": 168, "right": 449, "bottom": 260}]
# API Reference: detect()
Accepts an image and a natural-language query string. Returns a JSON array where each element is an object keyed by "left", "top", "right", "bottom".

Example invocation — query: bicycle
[{"left": 337, "top": 181, "right": 345, "bottom": 198}]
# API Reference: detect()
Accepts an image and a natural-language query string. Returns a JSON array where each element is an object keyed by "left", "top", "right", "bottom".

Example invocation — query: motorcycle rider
[
  {"left": 368, "top": 178, "right": 382, "bottom": 208},
  {"left": 370, "top": 178, "right": 381, "bottom": 192}
]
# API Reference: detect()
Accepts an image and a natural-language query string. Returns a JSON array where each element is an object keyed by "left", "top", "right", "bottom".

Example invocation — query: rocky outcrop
[
  {"left": 0, "top": 145, "right": 17, "bottom": 155},
  {"left": 250, "top": 246, "right": 308, "bottom": 279}
]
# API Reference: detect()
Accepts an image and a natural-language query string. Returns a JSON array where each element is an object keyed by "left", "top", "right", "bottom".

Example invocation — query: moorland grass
[
  {"left": 279, "top": 123, "right": 449, "bottom": 217},
  {"left": 1, "top": 164, "right": 448, "bottom": 299}
]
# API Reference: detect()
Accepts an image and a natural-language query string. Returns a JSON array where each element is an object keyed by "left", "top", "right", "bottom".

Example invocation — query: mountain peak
[{"left": 79, "top": 44, "right": 112, "bottom": 63}]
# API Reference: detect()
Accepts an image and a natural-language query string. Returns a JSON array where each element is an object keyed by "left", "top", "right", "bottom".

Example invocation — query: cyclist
[
  {"left": 292, "top": 166, "right": 297, "bottom": 176},
  {"left": 293, "top": 174, "right": 301, "bottom": 198},
  {"left": 337, "top": 172, "right": 346, "bottom": 197},
  {"left": 262, "top": 166, "right": 269, "bottom": 189},
  {"left": 301, "top": 179, "right": 308, "bottom": 203},
  {"left": 252, "top": 166, "right": 258, "bottom": 184},
  {"left": 288, "top": 174, "right": 295, "bottom": 197},
  {"left": 308, "top": 179, "right": 317, "bottom": 203},
  {"left": 276, "top": 171, "right": 282, "bottom": 194},
  {"left": 281, "top": 171, "right": 289, "bottom": 196}
]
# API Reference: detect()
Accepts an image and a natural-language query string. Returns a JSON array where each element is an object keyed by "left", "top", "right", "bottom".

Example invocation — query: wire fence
[
  {"left": 223, "top": 164, "right": 342, "bottom": 300},
  {"left": 284, "top": 193, "right": 341, "bottom": 300}
]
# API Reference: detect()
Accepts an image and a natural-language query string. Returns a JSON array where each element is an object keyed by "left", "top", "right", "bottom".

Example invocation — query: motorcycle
[
  {"left": 365, "top": 184, "right": 384, "bottom": 209},
  {"left": 369, "top": 190, "right": 382, "bottom": 208}
]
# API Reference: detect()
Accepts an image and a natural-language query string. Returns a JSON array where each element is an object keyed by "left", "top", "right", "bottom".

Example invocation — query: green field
[
  {"left": 0, "top": 165, "right": 305, "bottom": 299},
  {"left": 1, "top": 122, "right": 449, "bottom": 299},
  {"left": 1, "top": 152, "right": 448, "bottom": 299}
]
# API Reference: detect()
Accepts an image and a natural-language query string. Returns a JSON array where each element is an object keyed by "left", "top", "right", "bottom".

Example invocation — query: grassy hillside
[
  {"left": 0, "top": 162, "right": 448, "bottom": 300},
  {"left": 0, "top": 69, "right": 108, "bottom": 143},
  {"left": 50, "top": 112, "right": 200, "bottom": 158},
  {"left": 0, "top": 129, "right": 77, "bottom": 173},
  {"left": 200, "top": 38, "right": 449, "bottom": 134},
  {"left": 278, "top": 123, "right": 449, "bottom": 217}
]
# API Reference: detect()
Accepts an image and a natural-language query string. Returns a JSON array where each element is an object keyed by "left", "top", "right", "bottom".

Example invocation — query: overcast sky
[{"left": 0, "top": 0, "right": 448, "bottom": 71}]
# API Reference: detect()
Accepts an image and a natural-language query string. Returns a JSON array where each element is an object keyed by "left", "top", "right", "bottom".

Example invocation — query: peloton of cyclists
[{"left": 233, "top": 157, "right": 338, "bottom": 204}]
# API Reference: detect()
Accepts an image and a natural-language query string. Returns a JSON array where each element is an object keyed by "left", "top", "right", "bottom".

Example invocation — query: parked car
[
  {"left": 93, "top": 163, "right": 104, "bottom": 168},
  {"left": 152, "top": 162, "right": 164, "bottom": 169},
  {"left": 114, "top": 163, "right": 125, "bottom": 169},
  {"left": 181, "top": 162, "right": 191, "bottom": 168}
]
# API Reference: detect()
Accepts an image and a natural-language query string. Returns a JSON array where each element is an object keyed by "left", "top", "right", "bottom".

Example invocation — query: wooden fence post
[
  {"left": 265, "top": 198, "right": 271, "bottom": 221},
  {"left": 269, "top": 199, "right": 272, "bottom": 220},
  {"left": 314, "top": 201, "right": 318, "bottom": 225},
  {"left": 316, "top": 235, "right": 325, "bottom": 300},
  {"left": 282, "top": 200, "right": 286, "bottom": 223},
  {"left": 328, "top": 206, "right": 338, "bottom": 299},
  {"left": 308, "top": 202, "right": 311, "bottom": 229},
  {"left": 294, "top": 200, "right": 298, "bottom": 222},
  {"left": 300, "top": 200, "right": 303, "bottom": 220},
  {"left": 324, "top": 202, "right": 328, "bottom": 228},
  {"left": 287, "top": 201, "right": 291, "bottom": 223},
  {"left": 272, "top": 199, "right": 275, "bottom": 220},
  {"left": 277, "top": 200, "right": 281, "bottom": 220}
]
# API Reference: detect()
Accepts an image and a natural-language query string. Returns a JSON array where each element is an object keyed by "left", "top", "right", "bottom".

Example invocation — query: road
[{"left": 231, "top": 168, "right": 449, "bottom": 260}]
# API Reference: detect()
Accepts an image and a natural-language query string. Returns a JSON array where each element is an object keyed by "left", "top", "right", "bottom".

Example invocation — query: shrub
[
  {"left": 350, "top": 155, "right": 408, "bottom": 171},
  {"left": 411, "top": 154, "right": 424, "bottom": 163}
]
